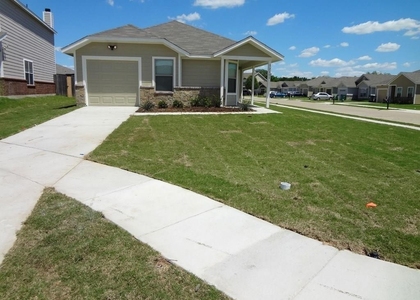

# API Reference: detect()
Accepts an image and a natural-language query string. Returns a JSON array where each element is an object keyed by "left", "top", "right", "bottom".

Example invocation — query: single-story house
[
  {"left": 355, "top": 74, "right": 395, "bottom": 101},
  {"left": 62, "top": 21, "right": 283, "bottom": 107},
  {"left": 387, "top": 70, "right": 420, "bottom": 104}
]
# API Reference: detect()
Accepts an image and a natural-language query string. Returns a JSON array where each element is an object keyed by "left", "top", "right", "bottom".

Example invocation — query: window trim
[
  {"left": 396, "top": 86, "right": 402, "bottom": 97},
  {"left": 23, "top": 59, "right": 34, "bottom": 85},
  {"left": 152, "top": 57, "right": 176, "bottom": 93},
  {"left": 407, "top": 86, "right": 414, "bottom": 97}
]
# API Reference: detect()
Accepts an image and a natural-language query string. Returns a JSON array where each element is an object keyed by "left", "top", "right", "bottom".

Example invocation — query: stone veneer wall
[
  {"left": 75, "top": 85, "right": 86, "bottom": 106},
  {"left": 140, "top": 86, "right": 220, "bottom": 106},
  {"left": 0, "top": 78, "right": 55, "bottom": 96}
]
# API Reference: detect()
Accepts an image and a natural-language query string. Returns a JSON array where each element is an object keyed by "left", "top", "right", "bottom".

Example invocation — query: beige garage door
[{"left": 87, "top": 60, "right": 138, "bottom": 106}]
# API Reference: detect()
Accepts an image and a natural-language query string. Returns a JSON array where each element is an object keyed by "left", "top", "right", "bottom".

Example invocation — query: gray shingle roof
[
  {"left": 400, "top": 70, "right": 420, "bottom": 84},
  {"left": 358, "top": 74, "right": 395, "bottom": 86},
  {"left": 144, "top": 21, "right": 236, "bottom": 56},
  {"left": 56, "top": 64, "right": 74, "bottom": 75},
  {"left": 89, "top": 24, "right": 159, "bottom": 39}
]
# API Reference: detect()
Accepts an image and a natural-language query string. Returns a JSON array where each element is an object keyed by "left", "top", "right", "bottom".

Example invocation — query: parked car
[
  {"left": 243, "top": 89, "right": 252, "bottom": 95},
  {"left": 269, "top": 91, "right": 286, "bottom": 98},
  {"left": 311, "top": 92, "right": 332, "bottom": 100}
]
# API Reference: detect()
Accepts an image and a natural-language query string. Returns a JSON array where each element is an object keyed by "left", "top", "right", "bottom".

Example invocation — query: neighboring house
[
  {"left": 387, "top": 70, "right": 420, "bottom": 104},
  {"left": 355, "top": 74, "right": 395, "bottom": 101},
  {"left": 0, "top": 0, "right": 56, "bottom": 96},
  {"left": 62, "top": 21, "right": 283, "bottom": 106}
]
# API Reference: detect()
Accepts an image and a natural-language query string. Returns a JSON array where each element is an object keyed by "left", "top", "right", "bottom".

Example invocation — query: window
[
  {"left": 360, "top": 88, "right": 367, "bottom": 98},
  {"left": 24, "top": 59, "right": 34, "bottom": 85},
  {"left": 396, "top": 87, "right": 402, "bottom": 97},
  {"left": 407, "top": 87, "right": 414, "bottom": 98},
  {"left": 154, "top": 58, "right": 174, "bottom": 92},
  {"left": 228, "top": 62, "right": 237, "bottom": 93}
]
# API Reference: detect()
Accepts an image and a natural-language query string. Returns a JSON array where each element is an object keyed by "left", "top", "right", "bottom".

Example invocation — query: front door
[{"left": 225, "top": 61, "right": 238, "bottom": 106}]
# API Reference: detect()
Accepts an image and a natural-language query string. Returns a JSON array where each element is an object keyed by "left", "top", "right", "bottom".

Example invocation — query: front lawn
[
  {"left": 89, "top": 107, "right": 420, "bottom": 268},
  {"left": 0, "top": 188, "right": 227, "bottom": 299},
  {"left": 0, "top": 95, "right": 77, "bottom": 139}
]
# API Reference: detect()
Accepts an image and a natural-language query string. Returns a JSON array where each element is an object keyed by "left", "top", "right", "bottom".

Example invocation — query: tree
[{"left": 244, "top": 76, "right": 259, "bottom": 90}]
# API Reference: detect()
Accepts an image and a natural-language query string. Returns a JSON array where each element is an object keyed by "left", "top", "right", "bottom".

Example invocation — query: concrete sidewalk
[
  {"left": 266, "top": 98, "right": 420, "bottom": 126},
  {"left": 1, "top": 107, "right": 419, "bottom": 299}
]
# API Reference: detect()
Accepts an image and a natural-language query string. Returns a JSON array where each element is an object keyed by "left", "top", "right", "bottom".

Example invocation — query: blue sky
[{"left": 24, "top": 0, "right": 420, "bottom": 78}]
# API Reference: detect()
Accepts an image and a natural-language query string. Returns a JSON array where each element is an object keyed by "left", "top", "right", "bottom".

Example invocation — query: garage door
[{"left": 87, "top": 60, "right": 138, "bottom": 106}]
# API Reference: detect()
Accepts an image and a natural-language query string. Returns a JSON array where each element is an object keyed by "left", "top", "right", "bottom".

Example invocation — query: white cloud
[
  {"left": 171, "top": 12, "right": 201, "bottom": 23},
  {"left": 54, "top": 46, "right": 62, "bottom": 52},
  {"left": 411, "top": 36, "right": 419, "bottom": 40},
  {"left": 107, "top": 0, "right": 114, "bottom": 6},
  {"left": 320, "top": 71, "right": 329, "bottom": 75},
  {"left": 298, "top": 47, "right": 319, "bottom": 58},
  {"left": 244, "top": 30, "right": 257, "bottom": 36},
  {"left": 309, "top": 58, "right": 355, "bottom": 67},
  {"left": 267, "top": 12, "right": 295, "bottom": 26},
  {"left": 324, "top": 45, "right": 331, "bottom": 48},
  {"left": 289, "top": 46, "right": 296, "bottom": 50},
  {"left": 375, "top": 42, "right": 400, "bottom": 52},
  {"left": 289, "top": 63, "right": 298, "bottom": 67},
  {"left": 357, "top": 55, "right": 372, "bottom": 61},
  {"left": 403, "top": 62, "right": 410, "bottom": 67},
  {"left": 355, "top": 62, "right": 397, "bottom": 70},
  {"left": 342, "top": 18, "right": 420, "bottom": 37},
  {"left": 340, "top": 42, "right": 349, "bottom": 47},
  {"left": 194, "top": 0, "right": 244, "bottom": 9}
]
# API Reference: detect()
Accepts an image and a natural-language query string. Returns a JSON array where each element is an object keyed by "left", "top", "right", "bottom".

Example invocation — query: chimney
[{"left": 43, "top": 8, "right": 53, "bottom": 28}]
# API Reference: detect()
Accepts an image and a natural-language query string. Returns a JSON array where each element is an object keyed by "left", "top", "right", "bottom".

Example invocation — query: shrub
[
  {"left": 141, "top": 100, "right": 155, "bottom": 111},
  {"left": 240, "top": 100, "right": 252, "bottom": 111},
  {"left": 172, "top": 99, "right": 184, "bottom": 108},
  {"left": 158, "top": 100, "right": 168, "bottom": 108},
  {"left": 190, "top": 95, "right": 220, "bottom": 108}
]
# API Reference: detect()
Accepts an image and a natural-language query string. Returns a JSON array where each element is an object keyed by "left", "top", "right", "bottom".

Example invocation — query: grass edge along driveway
[
  {"left": 0, "top": 188, "right": 229, "bottom": 300},
  {"left": 89, "top": 106, "right": 420, "bottom": 269}
]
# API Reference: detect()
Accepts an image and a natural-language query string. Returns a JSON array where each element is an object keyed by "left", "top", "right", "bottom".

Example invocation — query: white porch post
[
  {"left": 251, "top": 67, "right": 255, "bottom": 105},
  {"left": 178, "top": 54, "right": 182, "bottom": 87},
  {"left": 266, "top": 61, "right": 272, "bottom": 108},
  {"left": 220, "top": 57, "right": 224, "bottom": 107}
]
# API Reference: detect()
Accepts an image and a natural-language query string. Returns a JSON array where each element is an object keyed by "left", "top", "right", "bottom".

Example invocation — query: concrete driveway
[
  {"left": 267, "top": 98, "right": 420, "bottom": 126},
  {"left": 1, "top": 106, "right": 420, "bottom": 299}
]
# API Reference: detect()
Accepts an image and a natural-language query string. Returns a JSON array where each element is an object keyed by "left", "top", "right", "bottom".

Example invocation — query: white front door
[{"left": 225, "top": 61, "right": 238, "bottom": 106}]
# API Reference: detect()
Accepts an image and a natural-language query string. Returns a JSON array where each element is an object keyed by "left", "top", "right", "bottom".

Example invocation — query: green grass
[
  {"left": 0, "top": 188, "right": 228, "bottom": 300},
  {"left": 0, "top": 95, "right": 78, "bottom": 139},
  {"left": 89, "top": 107, "right": 420, "bottom": 268}
]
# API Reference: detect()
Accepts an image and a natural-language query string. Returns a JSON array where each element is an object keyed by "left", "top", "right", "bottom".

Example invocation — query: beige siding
[
  {"left": 76, "top": 43, "right": 178, "bottom": 86},
  {"left": 0, "top": 0, "right": 55, "bottom": 83},
  {"left": 390, "top": 75, "right": 415, "bottom": 96},
  {"left": 224, "top": 43, "right": 270, "bottom": 57},
  {"left": 182, "top": 59, "right": 220, "bottom": 87}
]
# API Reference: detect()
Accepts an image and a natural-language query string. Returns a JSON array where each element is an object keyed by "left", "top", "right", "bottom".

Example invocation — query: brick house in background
[{"left": 0, "top": 0, "right": 56, "bottom": 96}]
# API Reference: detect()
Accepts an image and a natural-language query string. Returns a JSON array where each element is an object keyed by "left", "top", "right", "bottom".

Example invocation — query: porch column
[
  {"left": 178, "top": 54, "right": 182, "bottom": 86},
  {"left": 251, "top": 67, "right": 255, "bottom": 105},
  {"left": 220, "top": 58, "right": 225, "bottom": 107},
  {"left": 266, "top": 61, "right": 271, "bottom": 108}
]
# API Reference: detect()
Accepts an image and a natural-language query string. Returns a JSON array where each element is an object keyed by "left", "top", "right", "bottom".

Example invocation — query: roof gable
[
  {"left": 144, "top": 21, "right": 235, "bottom": 56},
  {"left": 90, "top": 24, "right": 158, "bottom": 39}
]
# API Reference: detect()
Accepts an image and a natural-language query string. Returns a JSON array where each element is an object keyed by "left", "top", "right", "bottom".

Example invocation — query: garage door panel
[{"left": 87, "top": 60, "right": 138, "bottom": 106}]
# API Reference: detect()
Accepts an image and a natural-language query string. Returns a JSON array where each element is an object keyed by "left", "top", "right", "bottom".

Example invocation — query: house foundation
[{"left": 0, "top": 78, "right": 55, "bottom": 96}]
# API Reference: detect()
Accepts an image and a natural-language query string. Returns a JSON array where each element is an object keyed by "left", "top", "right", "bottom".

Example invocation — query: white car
[{"left": 311, "top": 92, "right": 332, "bottom": 100}]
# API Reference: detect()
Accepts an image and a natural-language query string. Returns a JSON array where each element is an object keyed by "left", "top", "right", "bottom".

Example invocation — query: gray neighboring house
[
  {"left": 0, "top": 0, "right": 56, "bottom": 96},
  {"left": 62, "top": 21, "right": 284, "bottom": 106}
]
